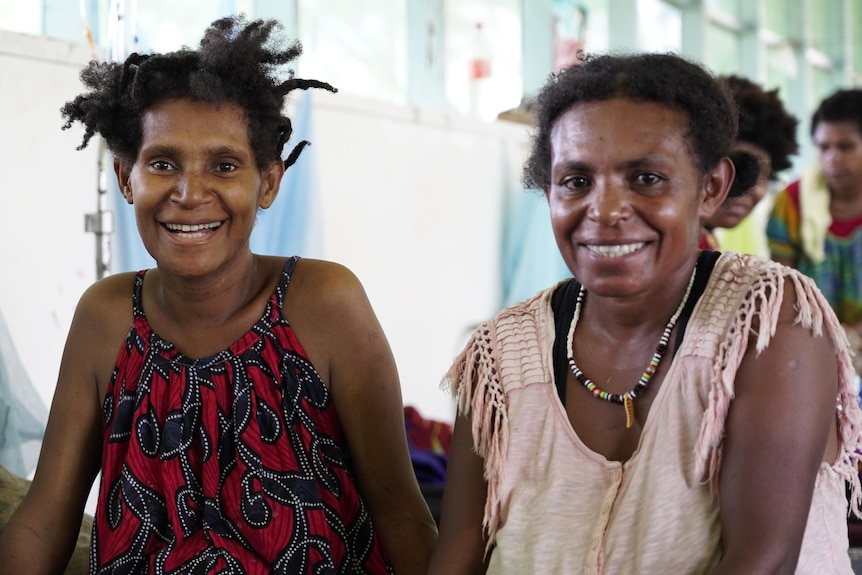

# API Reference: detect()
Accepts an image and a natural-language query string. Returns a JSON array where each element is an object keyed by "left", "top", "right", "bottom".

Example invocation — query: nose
[
  {"left": 587, "top": 180, "right": 630, "bottom": 226},
  {"left": 173, "top": 173, "right": 212, "bottom": 208}
]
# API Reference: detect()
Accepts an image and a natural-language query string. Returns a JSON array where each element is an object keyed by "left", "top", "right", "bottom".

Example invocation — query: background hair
[
  {"left": 811, "top": 88, "right": 862, "bottom": 137},
  {"left": 726, "top": 149, "right": 764, "bottom": 197},
  {"left": 60, "top": 14, "right": 336, "bottom": 171},
  {"left": 720, "top": 75, "right": 799, "bottom": 178},
  {"left": 523, "top": 52, "right": 740, "bottom": 194}
]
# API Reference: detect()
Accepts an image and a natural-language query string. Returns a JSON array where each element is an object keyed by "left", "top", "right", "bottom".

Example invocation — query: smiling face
[
  {"left": 813, "top": 120, "right": 862, "bottom": 200},
  {"left": 546, "top": 98, "right": 730, "bottom": 299},
  {"left": 116, "top": 98, "right": 283, "bottom": 279}
]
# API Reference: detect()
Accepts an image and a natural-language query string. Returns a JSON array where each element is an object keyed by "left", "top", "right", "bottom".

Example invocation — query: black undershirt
[{"left": 551, "top": 250, "right": 721, "bottom": 406}]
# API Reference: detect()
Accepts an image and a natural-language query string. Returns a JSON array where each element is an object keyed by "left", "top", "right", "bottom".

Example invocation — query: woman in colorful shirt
[{"left": 767, "top": 88, "right": 862, "bottom": 373}]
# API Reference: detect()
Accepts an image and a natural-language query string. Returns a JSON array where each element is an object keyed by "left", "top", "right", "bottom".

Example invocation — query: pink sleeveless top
[{"left": 447, "top": 252, "right": 862, "bottom": 574}]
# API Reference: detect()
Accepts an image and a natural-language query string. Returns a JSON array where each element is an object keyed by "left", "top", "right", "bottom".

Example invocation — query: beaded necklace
[{"left": 566, "top": 265, "right": 697, "bottom": 429}]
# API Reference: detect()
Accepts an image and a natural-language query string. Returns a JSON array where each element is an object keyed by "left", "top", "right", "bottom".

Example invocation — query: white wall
[
  {"left": 312, "top": 92, "right": 529, "bottom": 422},
  {"left": 0, "top": 31, "right": 530, "bottom": 431},
  {"left": 0, "top": 31, "right": 99, "bottom": 411}
]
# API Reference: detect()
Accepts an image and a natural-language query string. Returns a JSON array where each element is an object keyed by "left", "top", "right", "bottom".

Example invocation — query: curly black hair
[
  {"left": 523, "top": 52, "right": 756, "bottom": 197},
  {"left": 720, "top": 75, "right": 798, "bottom": 177},
  {"left": 60, "top": 14, "right": 336, "bottom": 171},
  {"left": 811, "top": 88, "right": 862, "bottom": 137}
]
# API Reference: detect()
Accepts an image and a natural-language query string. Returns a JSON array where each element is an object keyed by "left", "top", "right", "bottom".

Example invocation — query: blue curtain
[
  {"left": 250, "top": 90, "right": 324, "bottom": 259},
  {"left": 109, "top": 175, "right": 154, "bottom": 273},
  {"left": 0, "top": 308, "right": 48, "bottom": 476},
  {"left": 109, "top": 90, "right": 322, "bottom": 273},
  {"left": 500, "top": 187, "right": 571, "bottom": 308}
]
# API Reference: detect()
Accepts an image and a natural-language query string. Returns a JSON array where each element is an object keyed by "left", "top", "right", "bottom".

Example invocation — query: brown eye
[
  {"left": 634, "top": 173, "right": 662, "bottom": 186},
  {"left": 563, "top": 176, "right": 591, "bottom": 189}
]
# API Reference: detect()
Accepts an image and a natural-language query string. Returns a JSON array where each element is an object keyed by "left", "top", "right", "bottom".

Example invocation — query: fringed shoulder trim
[
  {"left": 694, "top": 252, "right": 862, "bottom": 514},
  {"left": 441, "top": 287, "right": 557, "bottom": 549}
]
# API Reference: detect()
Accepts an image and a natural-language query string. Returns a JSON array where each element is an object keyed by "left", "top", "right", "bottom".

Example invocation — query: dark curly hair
[
  {"left": 60, "top": 14, "right": 336, "bottom": 171},
  {"left": 811, "top": 88, "right": 862, "bottom": 137},
  {"left": 720, "top": 75, "right": 798, "bottom": 178},
  {"left": 523, "top": 52, "right": 754, "bottom": 196}
]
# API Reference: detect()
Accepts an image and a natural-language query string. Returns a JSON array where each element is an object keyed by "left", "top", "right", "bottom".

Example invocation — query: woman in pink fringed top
[{"left": 428, "top": 53, "right": 862, "bottom": 575}]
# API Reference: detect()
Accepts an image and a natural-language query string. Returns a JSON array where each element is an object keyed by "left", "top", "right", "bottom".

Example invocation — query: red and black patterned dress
[{"left": 91, "top": 256, "right": 393, "bottom": 574}]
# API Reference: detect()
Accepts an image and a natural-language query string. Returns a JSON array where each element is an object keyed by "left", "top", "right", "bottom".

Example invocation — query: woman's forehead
[{"left": 550, "top": 100, "right": 690, "bottom": 155}]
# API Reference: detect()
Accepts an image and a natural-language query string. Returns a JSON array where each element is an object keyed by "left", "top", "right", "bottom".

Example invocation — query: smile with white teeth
[
  {"left": 164, "top": 221, "right": 223, "bottom": 238},
  {"left": 586, "top": 242, "right": 645, "bottom": 258}
]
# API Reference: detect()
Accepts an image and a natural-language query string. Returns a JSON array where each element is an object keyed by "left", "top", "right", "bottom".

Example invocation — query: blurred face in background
[
  {"left": 704, "top": 141, "right": 771, "bottom": 230},
  {"left": 814, "top": 120, "right": 862, "bottom": 200}
]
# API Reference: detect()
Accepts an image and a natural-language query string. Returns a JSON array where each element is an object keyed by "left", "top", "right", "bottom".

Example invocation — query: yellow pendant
[{"left": 624, "top": 396, "right": 634, "bottom": 429}]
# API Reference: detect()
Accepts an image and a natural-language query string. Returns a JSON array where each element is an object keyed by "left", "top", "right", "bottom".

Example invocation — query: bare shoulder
[
  {"left": 734, "top": 268, "right": 838, "bottom": 436},
  {"left": 73, "top": 272, "right": 137, "bottom": 332},
  {"left": 283, "top": 258, "right": 388, "bottom": 385},
  {"left": 68, "top": 272, "right": 139, "bottom": 395},
  {"left": 290, "top": 258, "right": 364, "bottom": 296},
  {"left": 286, "top": 258, "right": 371, "bottom": 317},
  {"left": 717, "top": 266, "right": 840, "bottom": 570}
]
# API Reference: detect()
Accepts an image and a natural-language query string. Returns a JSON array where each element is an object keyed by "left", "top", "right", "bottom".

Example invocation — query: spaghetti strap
[
  {"left": 274, "top": 256, "right": 301, "bottom": 310},
  {"left": 131, "top": 270, "right": 147, "bottom": 319}
]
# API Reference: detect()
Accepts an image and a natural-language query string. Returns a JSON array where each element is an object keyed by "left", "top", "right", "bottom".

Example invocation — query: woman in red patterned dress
[{"left": 0, "top": 15, "right": 436, "bottom": 575}]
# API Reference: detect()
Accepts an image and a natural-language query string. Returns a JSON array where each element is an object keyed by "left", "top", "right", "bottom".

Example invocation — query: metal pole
[
  {"left": 84, "top": 140, "right": 114, "bottom": 280},
  {"left": 83, "top": 0, "right": 130, "bottom": 279}
]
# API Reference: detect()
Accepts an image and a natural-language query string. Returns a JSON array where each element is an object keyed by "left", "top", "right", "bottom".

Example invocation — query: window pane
[
  {"left": 580, "top": 0, "right": 610, "bottom": 54},
  {"left": 638, "top": 0, "right": 681, "bottom": 53},
  {"left": 551, "top": 1, "right": 590, "bottom": 69},
  {"left": 706, "top": 23, "right": 739, "bottom": 74},
  {"left": 135, "top": 0, "right": 229, "bottom": 53},
  {"left": 852, "top": 0, "right": 862, "bottom": 75},
  {"left": 0, "top": 1, "right": 41, "bottom": 35},
  {"left": 705, "top": 0, "right": 739, "bottom": 18},
  {"left": 111, "top": 0, "right": 257, "bottom": 56},
  {"left": 811, "top": 64, "right": 833, "bottom": 108},
  {"left": 765, "top": 42, "right": 795, "bottom": 109},
  {"left": 763, "top": 0, "right": 788, "bottom": 36},
  {"left": 808, "top": 0, "right": 830, "bottom": 54},
  {"left": 444, "top": 0, "right": 521, "bottom": 120},
  {"left": 298, "top": 0, "right": 407, "bottom": 104}
]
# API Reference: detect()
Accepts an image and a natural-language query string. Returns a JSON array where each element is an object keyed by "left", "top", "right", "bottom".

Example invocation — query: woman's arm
[
  {"left": 289, "top": 260, "right": 437, "bottom": 574},
  {"left": 427, "top": 412, "right": 490, "bottom": 575},
  {"left": 710, "top": 281, "right": 840, "bottom": 574},
  {"left": 0, "top": 280, "right": 121, "bottom": 574}
]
